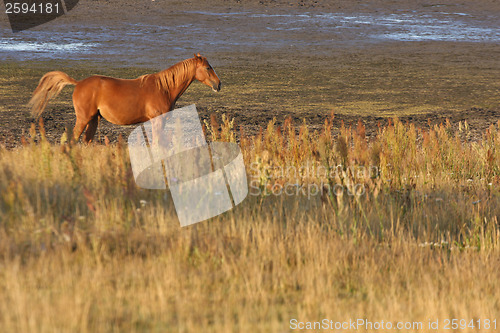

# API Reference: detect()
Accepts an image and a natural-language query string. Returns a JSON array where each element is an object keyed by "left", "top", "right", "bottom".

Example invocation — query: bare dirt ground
[{"left": 1, "top": 0, "right": 499, "bottom": 147}]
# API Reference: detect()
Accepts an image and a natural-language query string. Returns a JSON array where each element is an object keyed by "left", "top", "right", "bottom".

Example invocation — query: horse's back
[
  {"left": 76, "top": 75, "right": 141, "bottom": 90},
  {"left": 74, "top": 75, "right": 143, "bottom": 102}
]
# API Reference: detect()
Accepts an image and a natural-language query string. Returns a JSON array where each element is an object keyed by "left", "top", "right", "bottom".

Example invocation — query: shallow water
[{"left": 1, "top": 9, "right": 499, "bottom": 67}]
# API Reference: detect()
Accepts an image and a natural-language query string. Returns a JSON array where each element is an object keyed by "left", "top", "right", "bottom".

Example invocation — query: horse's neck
[
  {"left": 173, "top": 75, "right": 195, "bottom": 100},
  {"left": 158, "top": 61, "right": 196, "bottom": 104}
]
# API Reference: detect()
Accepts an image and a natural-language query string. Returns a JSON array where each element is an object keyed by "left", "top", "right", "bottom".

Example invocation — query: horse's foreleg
[
  {"left": 150, "top": 114, "right": 166, "bottom": 146},
  {"left": 84, "top": 115, "right": 101, "bottom": 143}
]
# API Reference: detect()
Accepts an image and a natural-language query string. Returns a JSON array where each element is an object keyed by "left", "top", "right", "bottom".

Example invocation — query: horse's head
[{"left": 194, "top": 53, "right": 221, "bottom": 92}]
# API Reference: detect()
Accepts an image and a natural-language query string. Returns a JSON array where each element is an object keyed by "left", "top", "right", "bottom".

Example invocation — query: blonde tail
[{"left": 28, "top": 71, "right": 78, "bottom": 118}]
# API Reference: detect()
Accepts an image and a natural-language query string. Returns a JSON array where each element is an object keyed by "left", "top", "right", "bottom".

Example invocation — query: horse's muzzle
[{"left": 213, "top": 81, "right": 221, "bottom": 92}]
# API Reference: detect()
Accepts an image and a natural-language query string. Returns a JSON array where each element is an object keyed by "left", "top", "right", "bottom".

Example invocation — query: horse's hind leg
[
  {"left": 73, "top": 117, "right": 88, "bottom": 142},
  {"left": 72, "top": 96, "right": 98, "bottom": 143},
  {"left": 83, "top": 114, "right": 101, "bottom": 143}
]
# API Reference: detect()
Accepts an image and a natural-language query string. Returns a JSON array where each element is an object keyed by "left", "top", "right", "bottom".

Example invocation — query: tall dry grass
[{"left": 0, "top": 116, "right": 499, "bottom": 332}]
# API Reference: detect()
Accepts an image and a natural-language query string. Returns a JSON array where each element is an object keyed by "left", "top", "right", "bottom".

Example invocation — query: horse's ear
[{"left": 197, "top": 53, "right": 201, "bottom": 57}]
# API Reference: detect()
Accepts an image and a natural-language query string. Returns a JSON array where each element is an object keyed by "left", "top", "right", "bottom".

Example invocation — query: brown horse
[{"left": 28, "top": 54, "right": 221, "bottom": 143}]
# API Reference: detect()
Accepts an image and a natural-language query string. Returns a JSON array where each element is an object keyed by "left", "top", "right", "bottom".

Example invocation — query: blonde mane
[{"left": 139, "top": 58, "right": 198, "bottom": 93}]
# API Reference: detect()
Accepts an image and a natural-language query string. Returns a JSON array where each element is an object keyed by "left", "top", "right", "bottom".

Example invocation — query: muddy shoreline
[
  {"left": 1, "top": 103, "right": 498, "bottom": 149},
  {"left": 1, "top": 0, "right": 499, "bottom": 147}
]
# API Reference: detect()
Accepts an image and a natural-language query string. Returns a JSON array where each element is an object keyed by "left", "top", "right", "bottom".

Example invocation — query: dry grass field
[{"left": 0, "top": 116, "right": 499, "bottom": 332}]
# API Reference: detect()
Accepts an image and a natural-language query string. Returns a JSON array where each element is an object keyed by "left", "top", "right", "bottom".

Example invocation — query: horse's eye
[{"left": 206, "top": 67, "right": 211, "bottom": 71}]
